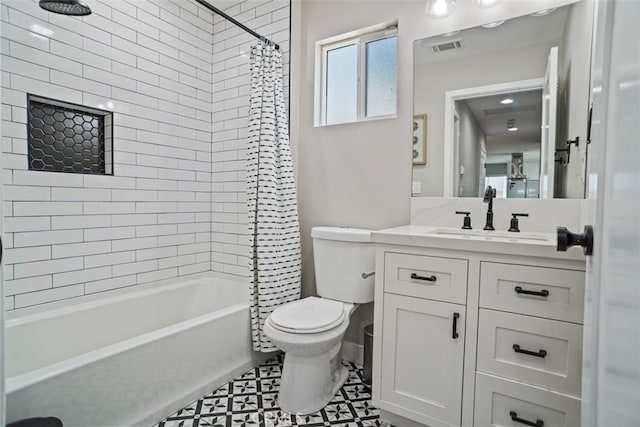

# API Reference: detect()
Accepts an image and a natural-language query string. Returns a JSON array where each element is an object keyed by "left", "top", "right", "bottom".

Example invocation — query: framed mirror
[{"left": 412, "top": 1, "right": 594, "bottom": 199}]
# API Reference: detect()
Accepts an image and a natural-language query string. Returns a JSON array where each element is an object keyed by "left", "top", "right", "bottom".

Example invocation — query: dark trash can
[
  {"left": 7, "top": 418, "right": 63, "bottom": 427},
  {"left": 363, "top": 323, "right": 374, "bottom": 388}
]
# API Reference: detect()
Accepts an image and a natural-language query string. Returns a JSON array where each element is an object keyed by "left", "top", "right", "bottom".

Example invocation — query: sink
[{"left": 429, "top": 228, "right": 552, "bottom": 243}]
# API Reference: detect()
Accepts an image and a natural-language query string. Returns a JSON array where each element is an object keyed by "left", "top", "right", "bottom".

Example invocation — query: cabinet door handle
[
  {"left": 514, "top": 286, "right": 549, "bottom": 297},
  {"left": 509, "top": 411, "right": 544, "bottom": 427},
  {"left": 452, "top": 312, "right": 460, "bottom": 339},
  {"left": 410, "top": 273, "right": 437, "bottom": 282},
  {"left": 513, "top": 344, "right": 547, "bottom": 358}
]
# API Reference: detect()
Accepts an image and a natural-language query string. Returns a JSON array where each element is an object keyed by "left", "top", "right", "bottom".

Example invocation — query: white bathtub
[{"left": 5, "top": 272, "right": 270, "bottom": 426}]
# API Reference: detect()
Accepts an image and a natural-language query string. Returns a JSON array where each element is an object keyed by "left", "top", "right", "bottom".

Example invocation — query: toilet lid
[{"left": 269, "top": 297, "right": 345, "bottom": 334}]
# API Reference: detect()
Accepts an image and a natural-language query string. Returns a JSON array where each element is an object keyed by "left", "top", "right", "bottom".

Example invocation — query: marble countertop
[{"left": 372, "top": 225, "right": 586, "bottom": 262}]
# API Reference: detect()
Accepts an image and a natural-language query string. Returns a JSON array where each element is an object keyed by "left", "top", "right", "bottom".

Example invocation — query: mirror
[{"left": 412, "top": 1, "right": 594, "bottom": 198}]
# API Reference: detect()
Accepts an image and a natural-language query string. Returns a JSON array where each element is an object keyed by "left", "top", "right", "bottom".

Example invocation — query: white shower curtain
[{"left": 247, "top": 42, "right": 301, "bottom": 352}]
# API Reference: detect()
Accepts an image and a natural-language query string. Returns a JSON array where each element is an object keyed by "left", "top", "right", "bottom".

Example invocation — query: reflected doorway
[{"left": 452, "top": 86, "right": 544, "bottom": 198}]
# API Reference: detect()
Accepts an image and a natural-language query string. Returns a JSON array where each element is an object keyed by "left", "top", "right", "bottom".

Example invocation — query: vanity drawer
[
  {"left": 475, "top": 372, "right": 581, "bottom": 427},
  {"left": 477, "top": 309, "right": 583, "bottom": 397},
  {"left": 479, "top": 262, "right": 585, "bottom": 323},
  {"left": 384, "top": 252, "right": 467, "bottom": 304}
]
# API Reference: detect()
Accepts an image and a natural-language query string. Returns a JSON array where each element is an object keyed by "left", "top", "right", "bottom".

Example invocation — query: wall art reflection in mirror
[{"left": 413, "top": 114, "right": 427, "bottom": 165}]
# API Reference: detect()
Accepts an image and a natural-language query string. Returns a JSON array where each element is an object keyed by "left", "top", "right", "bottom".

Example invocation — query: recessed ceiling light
[
  {"left": 508, "top": 127, "right": 519, "bottom": 132},
  {"left": 500, "top": 98, "right": 514, "bottom": 105},
  {"left": 482, "top": 20, "right": 506, "bottom": 28},
  {"left": 531, "top": 8, "right": 557, "bottom": 17},
  {"left": 426, "top": 0, "right": 457, "bottom": 18}
]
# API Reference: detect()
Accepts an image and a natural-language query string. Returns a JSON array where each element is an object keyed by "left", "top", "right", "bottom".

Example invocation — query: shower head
[{"left": 39, "top": 0, "right": 92, "bottom": 16}]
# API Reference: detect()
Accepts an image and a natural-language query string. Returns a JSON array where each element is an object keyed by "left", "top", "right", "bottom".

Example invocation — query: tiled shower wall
[
  {"left": 210, "top": 0, "right": 290, "bottom": 277},
  {"left": 0, "top": 0, "right": 290, "bottom": 310},
  {"left": 0, "top": 0, "right": 216, "bottom": 310}
]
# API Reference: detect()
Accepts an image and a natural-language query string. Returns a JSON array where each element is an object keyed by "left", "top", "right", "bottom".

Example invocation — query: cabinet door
[{"left": 380, "top": 294, "right": 465, "bottom": 427}]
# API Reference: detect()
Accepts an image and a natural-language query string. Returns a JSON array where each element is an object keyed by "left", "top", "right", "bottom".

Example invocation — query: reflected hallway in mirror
[
  {"left": 453, "top": 87, "right": 543, "bottom": 198},
  {"left": 412, "top": 0, "right": 595, "bottom": 199}
]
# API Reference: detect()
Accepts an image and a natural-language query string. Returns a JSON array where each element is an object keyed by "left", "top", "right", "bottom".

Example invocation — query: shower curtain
[{"left": 247, "top": 42, "right": 301, "bottom": 352}]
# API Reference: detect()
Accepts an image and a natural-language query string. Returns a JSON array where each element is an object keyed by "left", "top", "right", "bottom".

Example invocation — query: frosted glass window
[
  {"left": 318, "top": 26, "right": 397, "bottom": 126},
  {"left": 366, "top": 37, "right": 397, "bottom": 117},
  {"left": 326, "top": 44, "right": 358, "bottom": 125}
]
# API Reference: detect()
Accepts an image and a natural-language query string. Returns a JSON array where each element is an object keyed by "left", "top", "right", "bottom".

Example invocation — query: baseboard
[
  {"left": 342, "top": 340, "right": 364, "bottom": 365},
  {"left": 379, "top": 409, "right": 426, "bottom": 427}
]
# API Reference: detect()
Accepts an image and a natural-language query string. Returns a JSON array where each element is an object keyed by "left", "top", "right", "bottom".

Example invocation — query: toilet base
[{"left": 277, "top": 344, "right": 349, "bottom": 415}]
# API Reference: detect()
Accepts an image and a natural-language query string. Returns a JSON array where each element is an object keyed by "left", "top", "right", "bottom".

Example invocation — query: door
[
  {"left": 582, "top": 0, "right": 640, "bottom": 425},
  {"left": 0, "top": 86, "right": 5, "bottom": 425},
  {"left": 453, "top": 111, "right": 461, "bottom": 196},
  {"left": 380, "top": 294, "right": 465, "bottom": 427},
  {"left": 539, "top": 47, "right": 558, "bottom": 199}
]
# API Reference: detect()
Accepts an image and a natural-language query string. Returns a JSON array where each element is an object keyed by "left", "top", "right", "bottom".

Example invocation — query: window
[{"left": 317, "top": 25, "right": 397, "bottom": 126}]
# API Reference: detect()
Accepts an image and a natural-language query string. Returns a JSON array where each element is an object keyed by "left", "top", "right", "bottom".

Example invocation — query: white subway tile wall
[
  {"left": 210, "top": 0, "right": 290, "bottom": 277},
  {"left": 0, "top": 0, "right": 290, "bottom": 310}
]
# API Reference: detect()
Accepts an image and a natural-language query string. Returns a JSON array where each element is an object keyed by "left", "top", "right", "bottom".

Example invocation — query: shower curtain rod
[{"left": 193, "top": 0, "right": 280, "bottom": 50}]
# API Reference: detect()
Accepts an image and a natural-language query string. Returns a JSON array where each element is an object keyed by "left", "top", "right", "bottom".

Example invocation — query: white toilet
[{"left": 263, "top": 226, "right": 375, "bottom": 414}]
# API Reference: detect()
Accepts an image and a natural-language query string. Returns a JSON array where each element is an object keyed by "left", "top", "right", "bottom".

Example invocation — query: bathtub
[{"left": 5, "top": 272, "right": 270, "bottom": 426}]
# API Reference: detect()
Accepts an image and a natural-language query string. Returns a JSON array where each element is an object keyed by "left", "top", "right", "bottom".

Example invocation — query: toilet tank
[{"left": 311, "top": 226, "right": 375, "bottom": 303}]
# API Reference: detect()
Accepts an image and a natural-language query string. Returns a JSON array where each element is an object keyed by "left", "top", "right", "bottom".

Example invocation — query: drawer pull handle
[
  {"left": 411, "top": 273, "right": 437, "bottom": 282},
  {"left": 509, "top": 411, "right": 544, "bottom": 427},
  {"left": 514, "top": 286, "right": 549, "bottom": 297},
  {"left": 513, "top": 344, "right": 547, "bottom": 358},
  {"left": 452, "top": 312, "right": 460, "bottom": 339}
]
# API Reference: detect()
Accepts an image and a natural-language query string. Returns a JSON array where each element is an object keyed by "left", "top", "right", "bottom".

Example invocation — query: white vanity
[{"left": 371, "top": 226, "right": 585, "bottom": 427}]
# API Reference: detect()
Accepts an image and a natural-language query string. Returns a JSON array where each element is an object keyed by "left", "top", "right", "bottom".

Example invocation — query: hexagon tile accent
[{"left": 28, "top": 97, "right": 108, "bottom": 174}]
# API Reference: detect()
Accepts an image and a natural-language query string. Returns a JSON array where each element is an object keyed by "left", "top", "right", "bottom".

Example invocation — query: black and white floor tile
[{"left": 155, "top": 354, "right": 386, "bottom": 427}]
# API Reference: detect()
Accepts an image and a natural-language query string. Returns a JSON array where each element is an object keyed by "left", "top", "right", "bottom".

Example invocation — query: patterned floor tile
[
  {"left": 199, "top": 396, "right": 229, "bottom": 415},
  {"left": 155, "top": 353, "right": 387, "bottom": 427}
]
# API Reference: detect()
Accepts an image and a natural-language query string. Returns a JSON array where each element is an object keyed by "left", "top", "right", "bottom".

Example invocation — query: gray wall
[
  {"left": 556, "top": 0, "right": 594, "bottom": 198},
  {"left": 290, "top": 0, "right": 578, "bottom": 345},
  {"left": 456, "top": 100, "right": 485, "bottom": 197}
]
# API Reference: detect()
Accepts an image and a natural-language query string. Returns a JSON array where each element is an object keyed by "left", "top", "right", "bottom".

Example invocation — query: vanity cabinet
[
  {"left": 371, "top": 236, "right": 585, "bottom": 427},
  {"left": 380, "top": 294, "right": 465, "bottom": 427}
]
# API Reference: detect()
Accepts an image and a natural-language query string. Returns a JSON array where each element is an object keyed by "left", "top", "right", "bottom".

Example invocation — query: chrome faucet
[{"left": 483, "top": 186, "right": 497, "bottom": 230}]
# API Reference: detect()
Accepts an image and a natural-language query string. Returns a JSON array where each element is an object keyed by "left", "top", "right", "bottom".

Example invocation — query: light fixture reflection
[
  {"left": 426, "top": 0, "right": 456, "bottom": 18},
  {"left": 481, "top": 20, "right": 506, "bottom": 28},
  {"left": 531, "top": 8, "right": 557, "bottom": 17},
  {"left": 474, "top": 0, "right": 502, "bottom": 7},
  {"left": 30, "top": 24, "right": 54, "bottom": 38},
  {"left": 508, "top": 127, "right": 519, "bottom": 132},
  {"left": 500, "top": 98, "right": 514, "bottom": 105}
]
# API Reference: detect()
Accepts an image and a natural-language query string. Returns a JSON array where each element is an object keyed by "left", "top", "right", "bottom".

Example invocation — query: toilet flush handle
[{"left": 361, "top": 271, "right": 375, "bottom": 279}]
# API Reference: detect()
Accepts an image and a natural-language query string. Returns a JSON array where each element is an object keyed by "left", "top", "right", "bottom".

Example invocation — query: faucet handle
[
  {"left": 455, "top": 211, "right": 472, "bottom": 230},
  {"left": 508, "top": 213, "right": 529, "bottom": 233}
]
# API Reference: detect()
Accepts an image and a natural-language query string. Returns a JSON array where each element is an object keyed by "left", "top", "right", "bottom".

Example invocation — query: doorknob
[{"left": 557, "top": 225, "right": 594, "bottom": 256}]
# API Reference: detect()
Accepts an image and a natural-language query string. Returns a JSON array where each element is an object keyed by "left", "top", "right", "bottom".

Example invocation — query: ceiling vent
[{"left": 430, "top": 39, "right": 463, "bottom": 53}]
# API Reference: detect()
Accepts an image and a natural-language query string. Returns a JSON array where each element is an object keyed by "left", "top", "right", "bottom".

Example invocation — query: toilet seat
[{"left": 269, "top": 297, "right": 345, "bottom": 334}]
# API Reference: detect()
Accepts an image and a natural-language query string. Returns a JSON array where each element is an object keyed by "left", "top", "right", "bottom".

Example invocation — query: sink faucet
[{"left": 483, "top": 186, "right": 496, "bottom": 230}]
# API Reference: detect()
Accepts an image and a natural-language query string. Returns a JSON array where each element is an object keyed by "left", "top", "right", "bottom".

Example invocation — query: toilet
[{"left": 263, "top": 226, "right": 375, "bottom": 414}]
